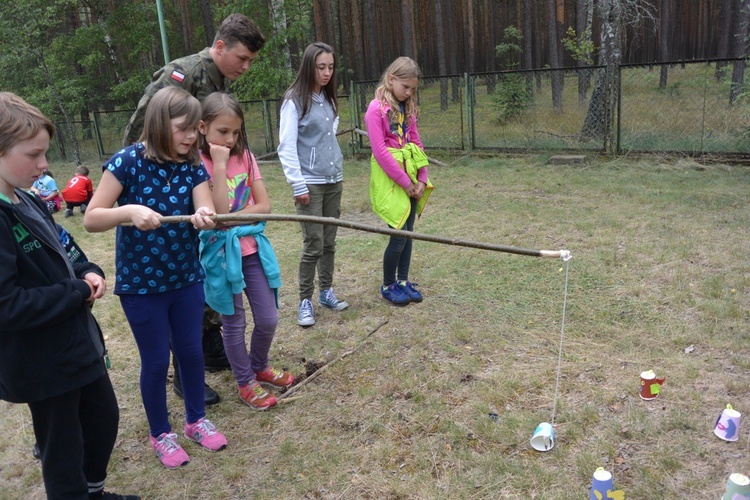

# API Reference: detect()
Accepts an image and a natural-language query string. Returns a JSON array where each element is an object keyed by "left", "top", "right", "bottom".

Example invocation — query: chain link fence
[
  {"left": 618, "top": 60, "right": 750, "bottom": 154},
  {"left": 48, "top": 58, "right": 750, "bottom": 164}
]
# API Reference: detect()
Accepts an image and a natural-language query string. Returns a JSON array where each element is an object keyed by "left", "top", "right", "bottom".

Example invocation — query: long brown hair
[
  {"left": 282, "top": 42, "right": 338, "bottom": 119},
  {"left": 141, "top": 87, "right": 201, "bottom": 165},
  {"left": 374, "top": 56, "right": 421, "bottom": 124}
]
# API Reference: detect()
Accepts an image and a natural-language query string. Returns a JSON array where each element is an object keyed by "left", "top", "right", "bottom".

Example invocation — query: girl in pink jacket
[{"left": 364, "top": 57, "right": 433, "bottom": 306}]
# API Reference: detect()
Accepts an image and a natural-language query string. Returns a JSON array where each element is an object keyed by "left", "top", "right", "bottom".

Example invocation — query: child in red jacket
[{"left": 62, "top": 165, "right": 94, "bottom": 217}]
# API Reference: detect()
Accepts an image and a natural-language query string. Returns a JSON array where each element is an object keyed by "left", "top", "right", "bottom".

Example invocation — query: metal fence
[
  {"left": 618, "top": 60, "right": 750, "bottom": 154},
  {"left": 47, "top": 58, "right": 750, "bottom": 164}
]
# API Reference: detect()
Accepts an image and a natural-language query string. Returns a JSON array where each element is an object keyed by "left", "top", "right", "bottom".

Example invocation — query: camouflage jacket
[{"left": 123, "top": 47, "right": 230, "bottom": 146}]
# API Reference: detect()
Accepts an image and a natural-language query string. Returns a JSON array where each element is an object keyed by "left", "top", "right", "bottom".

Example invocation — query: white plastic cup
[
  {"left": 589, "top": 467, "right": 614, "bottom": 500},
  {"left": 721, "top": 473, "right": 750, "bottom": 500},
  {"left": 714, "top": 406, "right": 742, "bottom": 442},
  {"left": 530, "top": 422, "right": 554, "bottom": 452}
]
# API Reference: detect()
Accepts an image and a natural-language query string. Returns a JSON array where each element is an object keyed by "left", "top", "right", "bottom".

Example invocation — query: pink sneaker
[
  {"left": 183, "top": 418, "right": 227, "bottom": 452},
  {"left": 150, "top": 432, "right": 190, "bottom": 469}
]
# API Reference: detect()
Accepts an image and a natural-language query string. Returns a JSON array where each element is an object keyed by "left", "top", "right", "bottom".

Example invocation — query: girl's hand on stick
[
  {"left": 129, "top": 205, "right": 163, "bottom": 230},
  {"left": 192, "top": 206, "right": 216, "bottom": 229}
]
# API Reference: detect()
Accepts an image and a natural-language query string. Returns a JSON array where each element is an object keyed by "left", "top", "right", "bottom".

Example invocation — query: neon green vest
[{"left": 370, "top": 143, "right": 434, "bottom": 229}]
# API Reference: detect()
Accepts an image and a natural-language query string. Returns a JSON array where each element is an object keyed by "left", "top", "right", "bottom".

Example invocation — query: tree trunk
[
  {"left": 466, "top": 0, "right": 475, "bottom": 74},
  {"left": 270, "top": 0, "right": 291, "bottom": 73},
  {"left": 198, "top": 0, "right": 214, "bottom": 46},
  {"left": 178, "top": 0, "right": 193, "bottom": 54},
  {"left": 523, "top": 0, "right": 533, "bottom": 94},
  {"left": 401, "top": 0, "right": 416, "bottom": 58},
  {"left": 581, "top": 0, "right": 620, "bottom": 143},
  {"left": 350, "top": 0, "right": 365, "bottom": 82},
  {"left": 364, "top": 0, "right": 378, "bottom": 80},
  {"left": 450, "top": 1, "right": 461, "bottom": 102},
  {"left": 716, "top": 0, "right": 733, "bottom": 80},
  {"left": 547, "top": 0, "right": 563, "bottom": 110},
  {"left": 659, "top": 0, "right": 670, "bottom": 89},
  {"left": 40, "top": 56, "right": 82, "bottom": 165},
  {"left": 313, "top": 0, "right": 334, "bottom": 44},
  {"left": 435, "top": 0, "right": 449, "bottom": 111},
  {"left": 581, "top": 68, "right": 608, "bottom": 141},
  {"left": 730, "top": 0, "right": 750, "bottom": 104},
  {"left": 336, "top": 0, "right": 351, "bottom": 90},
  {"left": 576, "top": 0, "right": 593, "bottom": 105},
  {"left": 484, "top": 0, "right": 496, "bottom": 93},
  {"left": 533, "top": 0, "right": 543, "bottom": 91}
]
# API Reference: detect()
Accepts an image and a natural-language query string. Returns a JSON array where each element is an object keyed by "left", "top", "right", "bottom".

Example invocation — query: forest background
[{"left": 0, "top": 0, "right": 749, "bottom": 157}]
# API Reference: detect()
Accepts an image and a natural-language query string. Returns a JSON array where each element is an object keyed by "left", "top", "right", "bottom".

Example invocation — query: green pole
[{"left": 156, "top": 0, "right": 170, "bottom": 64}]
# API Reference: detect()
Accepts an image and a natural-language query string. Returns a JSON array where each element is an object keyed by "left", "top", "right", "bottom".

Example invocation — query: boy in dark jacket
[{"left": 0, "top": 92, "right": 138, "bottom": 500}]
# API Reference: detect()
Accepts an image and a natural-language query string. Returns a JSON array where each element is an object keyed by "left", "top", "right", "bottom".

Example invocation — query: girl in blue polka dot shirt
[{"left": 84, "top": 87, "right": 227, "bottom": 469}]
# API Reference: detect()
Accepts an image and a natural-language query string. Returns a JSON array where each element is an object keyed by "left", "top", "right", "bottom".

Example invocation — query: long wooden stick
[
  {"left": 157, "top": 213, "right": 570, "bottom": 259},
  {"left": 278, "top": 320, "right": 389, "bottom": 400}
]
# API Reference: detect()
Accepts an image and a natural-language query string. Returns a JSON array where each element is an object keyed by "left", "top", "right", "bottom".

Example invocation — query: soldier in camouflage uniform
[
  {"left": 123, "top": 13, "right": 264, "bottom": 146},
  {"left": 122, "top": 13, "right": 266, "bottom": 406}
]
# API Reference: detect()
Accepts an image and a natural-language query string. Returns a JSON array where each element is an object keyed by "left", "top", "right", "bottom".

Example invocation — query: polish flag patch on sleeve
[{"left": 170, "top": 70, "right": 185, "bottom": 82}]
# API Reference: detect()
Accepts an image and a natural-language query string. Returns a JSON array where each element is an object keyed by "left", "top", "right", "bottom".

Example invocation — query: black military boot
[
  {"left": 172, "top": 356, "right": 220, "bottom": 406},
  {"left": 202, "top": 307, "right": 230, "bottom": 373}
]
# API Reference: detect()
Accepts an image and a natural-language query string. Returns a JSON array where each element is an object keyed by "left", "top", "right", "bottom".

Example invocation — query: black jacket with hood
[{"left": 0, "top": 189, "right": 107, "bottom": 403}]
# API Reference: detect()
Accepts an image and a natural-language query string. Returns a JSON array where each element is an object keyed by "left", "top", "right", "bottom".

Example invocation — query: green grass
[{"left": 0, "top": 155, "right": 748, "bottom": 498}]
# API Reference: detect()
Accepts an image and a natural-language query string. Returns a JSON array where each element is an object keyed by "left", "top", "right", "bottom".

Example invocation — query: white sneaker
[
  {"left": 297, "top": 298, "right": 315, "bottom": 326},
  {"left": 319, "top": 288, "right": 349, "bottom": 311}
]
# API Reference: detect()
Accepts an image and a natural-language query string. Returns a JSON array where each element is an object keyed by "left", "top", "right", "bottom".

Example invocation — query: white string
[{"left": 550, "top": 257, "right": 571, "bottom": 425}]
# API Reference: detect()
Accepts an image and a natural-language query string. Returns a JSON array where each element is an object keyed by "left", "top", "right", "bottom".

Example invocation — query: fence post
[
  {"left": 616, "top": 64, "right": 622, "bottom": 155},
  {"left": 350, "top": 80, "right": 360, "bottom": 155},
  {"left": 92, "top": 113, "right": 105, "bottom": 159},
  {"left": 55, "top": 124, "right": 68, "bottom": 162},
  {"left": 605, "top": 63, "right": 617, "bottom": 155},
  {"left": 464, "top": 73, "right": 472, "bottom": 151},
  {"left": 700, "top": 66, "right": 709, "bottom": 154},
  {"left": 262, "top": 99, "right": 275, "bottom": 154}
]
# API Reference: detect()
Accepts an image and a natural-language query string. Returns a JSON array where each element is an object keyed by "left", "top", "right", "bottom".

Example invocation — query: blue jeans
[
  {"left": 120, "top": 283, "right": 206, "bottom": 436},
  {"left": 221, "top": 252, "right": 278, "bottom": 387}
]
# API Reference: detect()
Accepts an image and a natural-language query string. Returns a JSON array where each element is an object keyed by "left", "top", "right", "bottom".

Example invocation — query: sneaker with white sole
[
  {"left": 149, "top": 432, "right": 190, "bottom": 469},
  {"left": 256, "top": 366, "right": 295, "bottom": 388},
  {"left": 183, "top": 418, "right": 227, "bottom": 452},
  {"left": 297, "top": 298, "right": 315, "bottom": 326},
  {"left": 319, "top": 288, "right": 349, "bottom": 311},
  {"left": 238, "top": 381, "right": 277, "bottom": 410}
]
